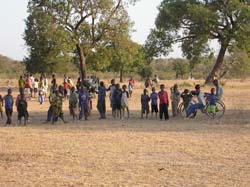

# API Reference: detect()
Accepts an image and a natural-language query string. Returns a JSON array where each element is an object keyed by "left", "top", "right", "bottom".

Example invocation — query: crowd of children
[{"left": 0, "top": 73, "right": 223, "bottom": 126}]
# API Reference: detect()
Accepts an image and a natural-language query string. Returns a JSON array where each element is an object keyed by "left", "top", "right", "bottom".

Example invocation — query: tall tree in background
[
  {"left": 26, "top": 0, "right": 137, "bottom": 79},
  {"left": 24, "top": 3, "right": 74, "bottom": 73},
  {"left": 145, "top": 0, "right": 250, "bottom": 83}
]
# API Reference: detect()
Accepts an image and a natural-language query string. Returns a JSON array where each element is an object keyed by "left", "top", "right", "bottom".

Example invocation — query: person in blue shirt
[
  {"left": 208, "top": 88, "right": 216, "bottom": 114},
  {"left": 150, "top": 87, "right": 158, "bottom": 118},
  {"left": 79, "top": 87, "right": 89, "bottom": 120},
  {"left": 97, "top": 81, "right": 106, "bottom": 119},
  {"left": 4, "top": 88, "right": 14, "bottom": 125},
  {"left": 186, "top": 84, "right": 206, "bottom": 118}
]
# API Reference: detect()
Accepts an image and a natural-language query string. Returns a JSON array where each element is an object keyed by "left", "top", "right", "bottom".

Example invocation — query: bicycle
[{"left": 178, "top": 95, "right": 225, "bottom": 119}]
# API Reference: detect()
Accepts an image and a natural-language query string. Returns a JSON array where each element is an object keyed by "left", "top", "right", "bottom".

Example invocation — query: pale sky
[{"left": 0, "top": 0, "right": 182, "bottom": 61}]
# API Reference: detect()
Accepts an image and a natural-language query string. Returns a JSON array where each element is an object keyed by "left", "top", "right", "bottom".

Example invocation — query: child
[
  {"left": 170, "top": 84, "right": 180, "bottom": 117},
  {"left": 158, "top": 84, "right": 169, "bottom": 120},
  {"left": 69, "top": 87, "right": 78, "bottom": 121},
  {"left": 121, "top": 85, "right": 129, "bottom": 119},
  {"left": 38, "top": 77, "right": 45, "bottom": 105},
  {"left": 97, "top": 81, "right": 106, "bottom": 119},
  {"left": 51, "top": 90, "right": 65, "bottom": 124},
  {"left": 112, "top": 84, "right": 122, "bottom": 119},
  {"left": 128, "top": 77, "right": 135, "bottom": 97},
  {"left": 0, "top": 94, "right": 3, "bottom": 119},
  {"left": 4, "top": 88, "right": 14, "bottom": 125},
  {"left": 79, "top": 87, "right": 89, "bottom": 120},
  {"left": 141, "top": 89, "right": 150, "bottom": 118},
  {"left": 208, "top": 88, "right": 216, "bottom": 115},
  {"left": 150, "top": 87, "right": 158, "bottom": 118},
  {"left": 33, "top": 78, "right": 39, "bottom": 98},
  {"left": 180, "top": 89, "right": 193, "bottom": 114},
  {"left": 186, "top": 84, "right": 206, "bottom": 117},
  {"left": 17, "top": 93, "right": 28, "bottom": 125}
]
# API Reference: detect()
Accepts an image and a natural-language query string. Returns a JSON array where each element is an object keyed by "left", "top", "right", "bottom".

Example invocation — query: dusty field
[{"left": 0, "top": 79, "right": 250, "bottom": 187}]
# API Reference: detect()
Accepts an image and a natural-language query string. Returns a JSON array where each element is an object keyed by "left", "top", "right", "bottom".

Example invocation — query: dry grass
[{"left": 0, "top": 79, "right": 250, "bottom": 186}]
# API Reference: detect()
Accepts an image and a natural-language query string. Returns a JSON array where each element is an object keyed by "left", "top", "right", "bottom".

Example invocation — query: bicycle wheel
[{"left": 206, "top": 100, "right": 225, "bottom": 119}]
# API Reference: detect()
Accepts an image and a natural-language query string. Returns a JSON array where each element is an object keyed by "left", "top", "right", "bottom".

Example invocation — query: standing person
[
  {"left": 43, "top": 74, "right": 49, "bottom": 98},
  {"left": 51, "top": 74, "right": 57, "bottom": 92},
  {"left": 112, "top": 84, "right": 122, "bottom": 119},
  {"left": 51, "top": 90, "right": 65, "bottom": 124},
  {"left": 30, "top": 74, "right": 35, "bottom": 97},
  {"left": 17, "top": 92, "right": 28, "bottom": 125},
  {"left": 128, "top": 77, "right": 135, "bottom": 97},
  {"left": 38, "top": 76, "right": 45, "bottom": 105},
  {"left": 186, "top": 84, "right": 206, "bottom": 117},
  {"left": 158, "top": 84, "right": 169, "bottom": 120},
  {"left": 141, "top": 89, "right": 150, "bottom": 118},
  {"left": 0, "top": 94, "right": 3, "bottom": 120},
  {"left": 180, "top": 89, "right": 193, "bottom": 115},
  {"left": 47, "top": 89, "right": 55, "bottom": 123},
  {"left": 121, "top": 85, "right": 129, "bottom": 119},
  {"left": 69, "top": 87, "right": 78, "bottom": 121},
  {"left": 33, "top": 78, "right": 39, "bottom": 98},
  {"left": 107, "top": 79, "right": 116, "bottom": 116},
  {"left": 213, "top": 79, "right": 223, "bottom": 100},
  {"left": 97, "top": 81, "right": 106, "bottom": 119},
  {"left": 76, "top": 77, "right": 82, "bottom": 92},
  {"left": 150, "top": 87, "right": 158, "bottom": 118},
  {"left": 63, "top": 79, "right": 70, "bottom": 99},
  {"left": 25, "top": 74, "right": 32, "bottom": 99},
  {"left": 78, "top": 87, "right": 89, "bottom": 120},
  {"left": 207, "top": 88, "right": 216, "bottom": 115},
  {"left": 144, "top": 76, "right": 152, "bottom": 88},
  {"left": 170, "top": 84, "right": 180, "bottom": 117},
  {"left": 18, "top": 75, "right": 25, "bottom": 94},
  {"left": 4, "top": 88, "right": 14, "bottom": 125}
]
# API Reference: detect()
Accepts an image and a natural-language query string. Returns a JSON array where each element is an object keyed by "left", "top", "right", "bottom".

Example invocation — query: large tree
[
  {"left": 24, "top": 3, "right": 74, "bottom": 73},
  {"left": 26, "top": 0, "right": 137, "bottom": 79},
  {"left": 145, "top": 0, "right": 250, "bottom": 83}
]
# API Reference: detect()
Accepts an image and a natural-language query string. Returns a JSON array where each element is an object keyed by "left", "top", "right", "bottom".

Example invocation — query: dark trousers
[
  {"left": 5, "top": 108, "right": 13, "bottom": 124},
  {"left": 159, "top": 104, "right": 169, "bottom": 120},
  {"left": 97, "top": 99, "right": 106, "bottom": 118},
  {"left": 47, "top": 106, "right": 53, "bottom": 122}
]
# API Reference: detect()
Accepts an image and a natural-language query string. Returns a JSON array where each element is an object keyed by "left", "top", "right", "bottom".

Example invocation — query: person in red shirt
[{"left": 158, "top": 84, "right": 169, "bottom": 120}]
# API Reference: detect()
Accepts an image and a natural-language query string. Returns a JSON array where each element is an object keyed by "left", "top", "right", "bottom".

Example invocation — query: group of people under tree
[{"left": 0, "top": 72, "right": 223, "bottom": 125}]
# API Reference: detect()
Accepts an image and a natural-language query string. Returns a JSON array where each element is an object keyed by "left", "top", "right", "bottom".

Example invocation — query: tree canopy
[
  {"left": 24, "top": 0, "right": 138, "bottom": 79},
  {"left": 146, "top": 0, "right": 250, "bottom": 83}
]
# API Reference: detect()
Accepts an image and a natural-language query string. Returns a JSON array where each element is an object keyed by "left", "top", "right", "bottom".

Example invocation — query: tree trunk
[
  {"left": 76, "top": 44, "right": 87, "bottom": 80},
  {"left": 120, "top": 68, "right": 123, "bottom": 83},
  {"left": 205, "top": 44, "right": 227, "bottom": 84}
]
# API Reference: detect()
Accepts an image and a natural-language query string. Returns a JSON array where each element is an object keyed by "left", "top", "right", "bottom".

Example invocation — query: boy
[
  {"left": 158, "top": 84, "right": 169, "bottom": 120},
  {"left": 128, "top": 77, "right": 135, "bottom": 97},
  {"left": 121, "top": 85, "right": 129, "bottom": 119},
  {"left": 180, "top": 89, "right": 193, "bottom": 114},
  {"left": 112, "top": 84, "right": 122, "bottom": 119},
  {"left": 150, "top": 87, "right": 158, "bottom": 118},
  {"left": 79, "top": 87, "right": 89, "bottom": 120},
  {"left": 17, "top": 93, "right": 28, "bottom": 125},
  {"left": 141, "top": 89, "right": 150, "bottom": 118},
  {"left": 107, "top": 79, "right": 116, "bottom": 116},
  {"left": 97, "top": 81, "right": 106, "bottom": 119},
  {"left": 4, "top": 88, "right": 14, "bottom": 125},
  {"left": 186, "top": 84, "right": 206, "bottom": 117},
  {"left": 207, "top": 88, "right": 216, "bottom": 115}
]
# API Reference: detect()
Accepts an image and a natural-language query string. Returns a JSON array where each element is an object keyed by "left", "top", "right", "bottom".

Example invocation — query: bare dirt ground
[{"left": 0, "top": 79, "right": 250, "bottom": 187}]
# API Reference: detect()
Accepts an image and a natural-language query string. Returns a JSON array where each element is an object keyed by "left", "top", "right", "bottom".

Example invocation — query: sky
[{"left": 0, "top": 0, "right": 182, "bottom": 61}]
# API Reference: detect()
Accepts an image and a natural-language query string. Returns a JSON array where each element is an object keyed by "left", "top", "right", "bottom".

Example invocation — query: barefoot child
[
  {"left": 150, "top": 87, "right": 158, "bottom": 118},
  {"left": 121, "top": 85, "right": 129, "bottom": 119},
  {"left": 207, "top": 88, "right": 216, "bottom": 116},
  {"left": 158, "top": 84, "right": 169, "bottom": 120},
  {"left": 141, "top": 89, "right": 150, "bottom": 118},
  {"left": 17, "top": 93, "right": 28, "bottom": 125},
  {"left": 79, "top": 87, "right": 89, "bottom": 120},
  {"left": 4, "top": 88, "right": 14, "bottom": 125}
]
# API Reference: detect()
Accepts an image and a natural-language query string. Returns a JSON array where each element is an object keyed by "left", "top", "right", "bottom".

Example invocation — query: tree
[
  {"left": 24, "top": 3, "right": 74, "bottom": 73},
  {"left": 146, "top": 0, "right": 250, "bottom": 83},
  {"left": 172, "top": 58, "right": 189, "bottom": 79},
  {"left": 27, "top": 0, "right": 137, "bottom": 80}
]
